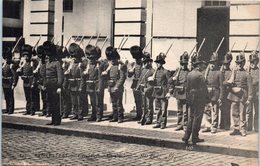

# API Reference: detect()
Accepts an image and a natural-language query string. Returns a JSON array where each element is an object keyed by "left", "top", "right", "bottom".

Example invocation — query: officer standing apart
[
  {"left": 103, "top": 46, "right": 127, "bottom": 123},
  {"left": 246, "top": 50, "right": 259, "bottom": 132},
  {"left": 2, "top": 47, "right": 18, "bottom": 114},
  {"left": 168, "top": 51, "right": 190, "bottom": 131},
  {"left": 202, "top": 52, "right": 223, "bottom": 134},
  {"left": 182, "top": 55, "right": 209, "bottom": 145},
  {"left": 136, "top": 52, "right": 155, "bottom": 125},
  {"left": 128, "top": 45, "right": 144, "bottom": 121},
  {"left": 43, "top": 41, "right": 63, "bottom": 125},
  {"left": 227, "top": 52, "right": 252, "bottom": 136},
  {"left": 151, "top": 53, "right": 170, "bottom": 129}
]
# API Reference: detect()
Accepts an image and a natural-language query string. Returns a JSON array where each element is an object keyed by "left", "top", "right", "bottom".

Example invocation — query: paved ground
[{"left": 2, "top": 128, "right": 258, "bottom": 166}]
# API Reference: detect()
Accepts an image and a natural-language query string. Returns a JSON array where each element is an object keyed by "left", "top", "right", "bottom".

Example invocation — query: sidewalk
[{"left": 2, "top": 105, "right": 258, "bottom": 158}]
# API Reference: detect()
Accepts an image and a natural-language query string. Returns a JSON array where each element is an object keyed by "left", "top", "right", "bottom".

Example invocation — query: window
[
  {"left": 63, "top": 0, "right": 73, "bottom": 12},
  {"left": 203, "top": 1, "right": 229, "bottom": 7},
  {"left": 3, "top": 1, "right": 21, "bottom": 19}
]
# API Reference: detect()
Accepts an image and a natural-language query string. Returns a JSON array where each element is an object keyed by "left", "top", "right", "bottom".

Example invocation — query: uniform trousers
[
  {"left": 176, "top": 99, "right": 189, "bottom": 128},
  {"left": 3, "top": 88, "right": 14, "bottom": 113},
  {"left": 203, "top": 101, "right": 219, "bottom": 130},
  {"left": 97, "top": 89, "right": 104, "bottom": 119},
  {"left": 246, "top": 96, "right": 258, "bottom": 131},
  {"left": 231, "top": 101, "right": 247, "bottom": 132},
  {"left": 71, "top": 91, "right": 83, "bottom": 117},
  {"left": 219, "top": 99, "right": 231, "bottom": 130},
  {"left": 141, "top": 93, "right": 154, "bottom": 123},
  {"left": 23, "top": 87, "right": 32, "bottom": 113},
  {"left": 46, "top": 87, "right": 61, "bottom": 124},
  {"left": 133, "top": 89, "right": 142, "bottom": 118},
  {"left": 31, "top": 87, "right": 40, "bottom": 113},
  {"left": 110, "top": 90, "right": 124, "bottom": 120},
  {"left": 62, "top": 89, "right": 72, "bottom": 116},
  {"left": 155, "top": 98, "right": 168, "bottom": 126}
]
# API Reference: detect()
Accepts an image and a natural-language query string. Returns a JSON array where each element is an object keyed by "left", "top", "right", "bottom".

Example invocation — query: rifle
[
  {"left": 51, "top": 37, "right": 55, "bottom": 43},
  {"left": 87, "top": 36, "right": 93, "bottom": 45},
  {"left": 117, "top": 35, "right": 126, "bottom": 50},
  {"left": 11, "top": 36, "right": 23, "bottom": 54},
  {"left": 143, "top": 37, "right": 153, "bottom": 52},
  {"left": 197, "top": 38, "right": 206, "bottom": 53},
  {"left": 32, "top": 35, "right": 42, "bottom": 51},
  {"left": 215, "top": 37, "right": 225, "bottom": 53},
  {"left": 118, "top": 35, "right": 129, "bottom": 52},
  {"left": 101, "top": 36, "right": 108, "bottom": 50},
  {"left": 95, "top": 33, "right": 101, "bottom": 46},
  {"left": 62, "top": 36, "right": 72, "bottom": 52},
  {"left": 165, "top": 40, "right": 174, "bottom": 56},
  {"left": 243, "top": 42, "right": 248, "bottom": 52},
  {"left": 189, "top": 42, "right": 197, "bottom": 58}
]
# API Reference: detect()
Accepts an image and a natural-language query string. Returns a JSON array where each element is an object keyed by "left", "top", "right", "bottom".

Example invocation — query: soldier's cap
[
  {"left": 68, "top": 43, "right": 84, "bottom": 60},
  {"left": 179, "top": 51, "right": 189, "bottom": 64},
  {"left": 249, "top": 50, "right": 259, "bottom": 63},
  {"left": 85, "top": 44, "right": 100, "bottom": 60},
  {"left": 43, "top": 41, "right": 56, "bottom": 56},
  {"left": 154, "top": 52, "right": 166, "bottom": 64},
  {"left": 208, "top": 52, "right": 218, "bottom": 63},
  {"left": 37, "top": 45, "right": 45, "bottom": 55},
  {"left": 21, "top": 44, "right": 33, "bottom": 57},
  {"left": 3, "top": 47, "right": 12, "bottom": 60},
  {"left": 142, "top": 52, "right": 153, "bottom": 63},
  {"left": 235, "top": 52, "right": 246, "bottom": 63},
  {"left": 105, "top": 46, "right": 120, "bottom": 60},
  {"left": 223, "top": 52, "right": 233, "bottom": 64},
  {"left": 130, "top": 45, "right": 144, "bottom": 59}
]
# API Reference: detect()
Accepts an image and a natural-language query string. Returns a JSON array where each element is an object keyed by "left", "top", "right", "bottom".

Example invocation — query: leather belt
[
  {"left": 175, "top": 86, "right": 183, "bottom": 89},
  {"left": 21, "top": 76, "right": 33, "bottom": 78},
  {"left": 86, "top": 80, "right": 97, "bottom": 83},
  {"left": 154, "top": 86, "right": 161, "bottom": 89},
  {"left": 3, "top": 77, "right": 13, "bottom": 79},
  {"left": 68, "top": 78, "right": 81, "bottom": 81}
]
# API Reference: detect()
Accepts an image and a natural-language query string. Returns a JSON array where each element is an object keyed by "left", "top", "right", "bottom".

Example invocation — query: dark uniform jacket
[
  {"left": 67, "top": 63, "right": 82, "bottom": 92},
  {"left": 2, "top": 63, "right": 18, "bottom": 89},
  {"left": 227, "top": 68, "right": 252, "bottom": 102},
  {"left": 81, "top": 62, "right": 100, "bottom": 93},
  {"left": 136, "top": 66, "right": 155, "bottom": 96},
  {"left": 205, "top": 69, "right": 223, "bottom": 102},
  {"left": 152, "top": 66, "right": 170, "bottom": 99},
  {"left": 44, "top": 61, "right": 63, "bottom": 89},
  {"left": 128, "top": 62, "right": 142, "bottom": 89},
  {"left": 221, "top": 68, "right": 232, "bottom": 99},
  {"left": 107, "top": 62, "right": 127, "bottom": 93},
  {"left": 186, "top": 68, "right": 209, "bottom": 106},
  {"left": 169, "top": 67, "right": 189, "bottom": 100},
  {"left": 249, "top": 67, "right": 259, "bottom": 98},
  {"left": 38, "top": 64, "right": 46, "bottom": 87},
  {"left": 18, "top": 62, "right": 34, "bottom": 87}
]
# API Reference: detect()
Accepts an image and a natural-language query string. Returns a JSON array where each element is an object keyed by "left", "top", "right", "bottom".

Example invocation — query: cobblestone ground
[{"left": 2, "top": 128, "right": 258, "bottom": 166}]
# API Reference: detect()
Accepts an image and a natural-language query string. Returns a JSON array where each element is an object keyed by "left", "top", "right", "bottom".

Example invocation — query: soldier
[
  {"left": 43, "top": 41, "right": 63, "bottom": 125},
  {"left": 102, "top": 46, "right": 127, "bottom": 123},
  {"left": 2, "top": 47, "right": 18, "bottom": 114},
  {"left": 136, "top": 52, "right": 155, "bottom": 125},
  {"left": 151, "top": 53, "right": 170, "bottom": 129},
  {"left": 36, "top": 45, "right": 49, "bottom": 117},
  {"left": 202, "top": 52, "right": 223, "bottom": 134},
  {"left": 81, "top": 44, "right": 101, "bottom": 121},
  {"left": 128, "top": 46, "right": 144, "bottom": 120},
  {"left": 182, "top": 55, "right": 209, "bottom": 145},
  {"left": 227, "top": 52, "right": 252, "bottom": 136},
  {"left": 66, "top": 43, "right": 84, "bottom": 121},
  {"left": 168, "top": 51, "right": 190, "bottom": 131},
  {"left": 219, "top": 52, "right": 233, "bottom": 130},
  {"left": 246, "top": 51, "right": 259, "bottom": 132},
  {"left": 17, "top": 44, "right": 34, "bottom": 115}
]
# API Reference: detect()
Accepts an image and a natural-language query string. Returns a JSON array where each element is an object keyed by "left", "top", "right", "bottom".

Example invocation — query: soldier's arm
[
  {"left": 56, "top": 61, "right": 64, "bottom": 88},
  {"left": 11, "top": 67, "right": 19, "bottom": 87},
  {"left": 247, "top": 74, "right": 253, "bottom": 101},
  {"left": 79, "top": 67, "right": 84, "bottom": 91},
  {"left": 115, "top": 64, "right": 127, "bottom": 89},
  {"left": 218, "top": 71, "right": 224, "bottom": 100}
]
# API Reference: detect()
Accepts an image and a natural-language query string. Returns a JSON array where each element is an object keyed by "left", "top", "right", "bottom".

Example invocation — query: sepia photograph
[{"left": 2, "top": 0, "right": 259, "bottom": 165}]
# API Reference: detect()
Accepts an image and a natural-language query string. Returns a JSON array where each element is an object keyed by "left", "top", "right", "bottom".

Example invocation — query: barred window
[
  {"left": 63, "top": 0, "right": 73, "bottom": 12},
  {"left": 202, "top": 1, "right": 229, "bottom": 7}
]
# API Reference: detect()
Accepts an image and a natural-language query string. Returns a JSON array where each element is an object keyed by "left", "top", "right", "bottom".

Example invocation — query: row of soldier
[{"left": 2, "top": 36, "right": 259, "bottom": 144}]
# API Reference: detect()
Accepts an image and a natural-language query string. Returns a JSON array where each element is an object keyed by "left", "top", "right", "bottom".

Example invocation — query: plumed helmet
[
  {"left": 130, "top": 45, "right": 143, "bottom": 59},
  {"left": 142, "top": 52, "right": 153, "bottom": 63},
  {"left": 21, "top": 44, "right": 33, "bottom": 58},
  {"left": 154, "top": 52, "right": 166, "bottom": 64},
  {"left": 209, "top": 52, "right": 218, "bottom": 63},
  {"left": 43, "top": 41, "right": 56, "bottom": 57},
  {"left": 249, "top": 50, "right": 259, "bottom": 63},
  {"left": 180, "top": 51, "right": 189, "bottom": 64},
  {"left": 235, "top": 52, "right": 246, "bottom": 63},
  {"left": 105, "top": 46, "right": 120, "bottom": 60},
  {"left": 223, "top": 52, "right": 233, "bottom": 64}
]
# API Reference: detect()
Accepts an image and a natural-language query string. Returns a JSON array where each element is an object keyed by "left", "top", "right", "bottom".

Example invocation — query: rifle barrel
[
  {"left": 117, "top": 35, "right": 126, "bottom": 49},
  {"left": 189, "top": 42, "right": 197, "bottom": 57},
  {"left": 197, "top": 38, "right": 206, "bottom": 53},
  {"left": 143, "top": 37, "right": 153, "bottom": 52},
  {"left": 11, "top": 36, "right": 23, "bottom": 54},
  {"left": 230, "top": 41, "right": 236, "bottom": 52},
  {"left": 101, "top": 37, "right": 108, "bottom": 50},
  {"left": 95, "top": 33, "right": 101, "bottom": 46},
  {"left": 215, "top": 37, "right": 225, "bottom": 53},
  {"left": 165, "top": 41, "right": 174, "bottom": 56},
  {"left": 87, "top": 36, "right": 93, "bottom": 45}
]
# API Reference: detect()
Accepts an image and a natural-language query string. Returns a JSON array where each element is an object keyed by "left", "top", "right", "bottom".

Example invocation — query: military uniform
[
  {"left": 152, "top": 53, "right": 170, "bottom": 129},
  {"left": 104, "top": 47, "right": 127, "bottom": 123},
  {"left": 137, "top": 52, "right": 154, "bottom": 125},
  {"left": 81, "top": 45, "right": 101, "bottom": 121},
  {"left": 203, "top": 53, "right": 223, "bottom": 133},
  {"left": 43, "top": 41, "right": 63, "bottom": 125},
  {"left": 31, "top": 56, "right": 40, "bottom": 114},
  {"left": 246, "top": 52, "right": 259, "bottom": 132},
  {"left": 17, "top": 45, "right": 34, "bottom": 115},
  {"left": 219, "top": 53, "right": 232, "bottom": 130},
  {"left": 183, "top": 56, "right": 209, "bottom": 144},
  {"left": 227, "top": 53, "right": 252, "bottom": 136},
  {"left": 168, "top": 52, "right": 190, "bottom": 131},
  {"left": 2, "top": 48, "right": 18, "bottom": 114},
  {"left": 128, "top": 46, "right": 144, "bottom": 120}
]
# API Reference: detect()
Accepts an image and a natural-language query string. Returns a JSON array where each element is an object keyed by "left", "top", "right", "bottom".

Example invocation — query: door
[{"left": 197, "top": 7, "right": 229, "bottom": 62}]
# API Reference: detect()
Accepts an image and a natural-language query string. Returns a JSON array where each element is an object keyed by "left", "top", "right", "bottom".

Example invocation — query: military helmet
[
  {"left": 180, "top": 51, "right": 189, "bottom": 64},
  {"left": 142, "top": 52, "right": 153, "bottom": 63},
  {"left": 68, "top": 43, "right": 83, "bottom": 60},
  {"left": 21, "top": 44, "right": 33, "bottom": 58},
  {"left": 249, "top": 50, "right": 259, "bottom": 63},
  {"left": 105, "top": 46, "right": 120, "bottom": 60},
  {"left": 154, "top": 52, "right": 166, "bottom": 64},
  {"left": 192, "top": 53, "right": 205, "bottom": 66},
  {"left": 130, "top": 45, "right": 143, "bottom": 59},
  {"left": 43, "top": 41, "right": 56, "bottom": 57},
  {"left": 235, "top": 52, "right": 246, "bottom": 63},
  {"left": 209, "top": 52, "right": 218, "bottom": 63},
  {"left": 85, "top": 44, "right": 100, "bottom": 60},
  {"left": 223, "top": 52, "right": 233, "bottom": 64},
  {"left": 36, "top": 45, "right": 46, "bottom": 60}
]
